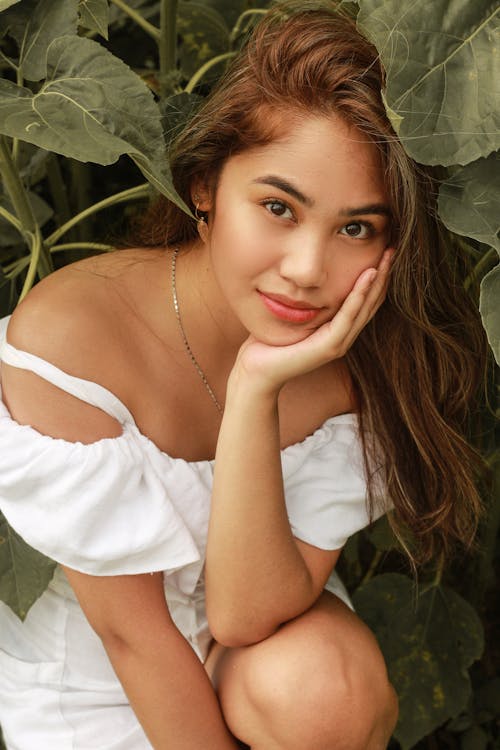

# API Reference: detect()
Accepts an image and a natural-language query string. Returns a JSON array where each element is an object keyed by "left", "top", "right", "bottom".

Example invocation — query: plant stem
[
  {"left": 159, "top": 0, "right": 178, "bottom": 98},
  {"left": 0, "top": 135, "right": 53, "bottom": 277},
  {"left": 0, "top": 136, "right": 36, "bottom": 237},
  {"left": 0, "top": 206, "right": 23, "bottom": 236},
  {"left": 4, "top": 255, "right": 31, "bottom": 279},
  {"left": 464, "top": 247, "right": 497, "bottom": 291},
  {"left": 50, "top": 242, "right": 115, "bottom": 254},
  {"left": 185, "top": 52, "right": 236, "bottom": 93},
  {"left": 361, "top": 549, "right": 383, "bottom": 584},
  {"left": 45, "top": 184, "right": 150, "bottom": 247},
  {"left": 19, "top": 227, "right": 43, "bottom": 301},
  {"left": 11, "top": 68, "right": 24, "bottom": 166},
  {"left": 108, "top": 0, "right": 160, "bottom": 40},
  {"left": 229, "top": 8, "right": 268, "bottom": 46}
]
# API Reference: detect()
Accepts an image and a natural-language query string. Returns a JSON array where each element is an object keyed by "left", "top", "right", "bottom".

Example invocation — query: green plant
[{"left": 0, "top": 1, "right": 498, "bottom": 747}]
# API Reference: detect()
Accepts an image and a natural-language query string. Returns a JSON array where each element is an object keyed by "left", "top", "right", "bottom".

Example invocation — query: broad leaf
[
  {"left": 438, "top": 153, "right": 500, "bottom": 252},
  {"left": 479, "top": 264, "right": 500, "bottom": 365},
  {"left": 0, "top": 0, "right": 78, "bottom": 82},
  {"left": 177, "top": 1, "right": 230, "bottom": 78},
  {"left": 0, "top": 0, "right": 21, "bottom": 11},
  {"left": 365, "top": 514, "right": 398, "bottom": 551},
  {"left": 357, "top": 0, "right": 500, "bottom": 166},
  {"left": 78, "top": 0, "right": 109, "bottom": 39},
  {"left": 0, "top": 35, "right": 189, "bottom": 211},
  {"left": 0, "top": 189, "right": 53, "bottom": 246},
  {"left": 161, "top": 91, "right": 203, "bottom": 144},
  {"left": 0, "top": 512, "right": 56, "bottom": 620},
  {"left": 353, "top": 573, "right": 484, "bottom": 749}
]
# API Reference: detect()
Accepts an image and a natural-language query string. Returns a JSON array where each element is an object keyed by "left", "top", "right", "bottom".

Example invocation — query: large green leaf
[
  {"left": 0, "top": 0, "right": 78, "bottom": 82},
  {"left": 177, "top": 1, "right": 230, "bottom": 78},
  {"left": 479, "top": 264, "right": 500, "bottom": 365},
  {"left": 353, "top": 573, "right": 484, "bottom": 749},
  {"left": 0, "top": 512, "right": 56, "bottom": 620},
  {"left": 438, "top": 153, "right": 500, "bottom": 252},
  {"left": 78, "top": 0, "right": 109, "bottom": 40},
  {"left": 0, "top": 35, "right": 189, "bottom": 211},
  {"left": 357, "top": 0, "right": 500, "bottom": 166},
  {"left": 0, "top": 0, "right": 21, "bottom": 11},
  {"left": 161, "top": 91, "right": 203, "bottom": 144}
]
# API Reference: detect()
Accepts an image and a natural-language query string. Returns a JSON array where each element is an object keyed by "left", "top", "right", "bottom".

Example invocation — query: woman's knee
[{"left": 215, "top": 595, "right": 398, "bottom": 749}]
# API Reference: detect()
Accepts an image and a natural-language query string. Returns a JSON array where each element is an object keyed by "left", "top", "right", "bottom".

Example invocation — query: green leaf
[
  {"left": 365, "top": 514, "right": 398, "bottom": 551},
  {"left": 0, "top": 188, "right": 53, "bottom": 246},
  {"left": 177, "top": 1, "right": 230, "bottom": 78},
  {"left": 0, "top": 35, "right": 189, "bottom": 211},
  {"left": 0, "top": 512, "right": 56, "bottom": 620},
  {"left": 357, "top": 0, "right": 500, "bottom": 166},
  {"left": 460, "top": 725, "right": 490, "bottom": 750},
  {"left": 202, "top": 0, "right": 254, "bottom": 29},
  {"left": 0, "top": 0, "right": 78, "bottom": 82},
  {"left": 438, "top": 153, "right": 500, "bottom": 251},
  {"left": 161, "top": 91, "right": 203, "bottom": 144},
  {"left": 0, "top": 0, "right": 21, "bottom": 11},
  {"left": 479, "top": 263, "right": 500, "bottom": 365},
  {"left": 353, "top": 573, "right": 484, "bottom": 749},
  {"left": 78, "top": 0, "right": 109, "bottom": 40}
]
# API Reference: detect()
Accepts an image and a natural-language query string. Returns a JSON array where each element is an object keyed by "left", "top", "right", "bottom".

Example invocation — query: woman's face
[{"left": 199, "top": 114, "right": 392, "bottom": 346}]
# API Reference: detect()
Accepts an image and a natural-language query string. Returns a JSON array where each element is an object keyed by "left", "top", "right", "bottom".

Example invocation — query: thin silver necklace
[{"left": 171, "top": 248, "right": 223, "bottom": 414}]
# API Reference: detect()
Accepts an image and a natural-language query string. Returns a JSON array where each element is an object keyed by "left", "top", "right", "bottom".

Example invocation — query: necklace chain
[{"left": 171, "top": 249, "right": 223, "bottom": 414}]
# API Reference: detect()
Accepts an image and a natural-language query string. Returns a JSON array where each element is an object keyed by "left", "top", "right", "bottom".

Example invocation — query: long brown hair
[{"left": 136, "top": 1, "right": 486, "bottom": 565}]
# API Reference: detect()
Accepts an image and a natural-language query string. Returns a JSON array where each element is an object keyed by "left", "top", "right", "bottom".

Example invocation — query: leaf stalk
[
  {"left": 45, "top": 183, "right": 150, "bottom": 247},
  {"left": 185, "top": 52, "right": 236, "bottom": 93},
  {"left": 108, "top": 0, "right": 160, "bottom": 40},
  {"left": 50, "top": 242, "right": 115, "bottom": 254},
  {"left": 0, "top": 135, "right": 53, "bottom": 278},
  {"left": 159, "top": 0, "right": 178, "bottom": 98}
]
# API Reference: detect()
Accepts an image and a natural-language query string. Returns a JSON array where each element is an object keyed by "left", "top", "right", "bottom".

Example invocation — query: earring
[
  {"left": 193, "top": 195, "right": 208, "bottom": 241},
  {"left": 194, "top": 202, "right": 206, "bottom": 224}
]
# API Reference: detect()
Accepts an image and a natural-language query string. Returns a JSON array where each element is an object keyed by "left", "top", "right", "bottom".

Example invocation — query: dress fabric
[{"left": 0, "top": 314, "right": 385, "bottom": 749}]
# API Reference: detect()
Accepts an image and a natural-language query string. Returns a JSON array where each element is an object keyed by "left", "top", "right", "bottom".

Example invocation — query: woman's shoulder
[{"left": 7, "top": 248, "right": 165, "bottom": 377}]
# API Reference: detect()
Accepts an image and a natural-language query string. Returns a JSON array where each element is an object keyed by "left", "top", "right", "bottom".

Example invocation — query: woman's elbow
[{"left": 207, "top": 611, "right": 279, "bottom": 648}]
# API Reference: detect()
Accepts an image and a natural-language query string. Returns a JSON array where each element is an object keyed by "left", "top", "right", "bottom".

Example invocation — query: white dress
[{"left": 0, "top": 314, "right": 385, "bottom": 749}]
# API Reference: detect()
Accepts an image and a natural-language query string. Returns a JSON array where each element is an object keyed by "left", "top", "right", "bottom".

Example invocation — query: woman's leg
[{"left": 205, "top": 591, "right": 398, "bottom": 750}]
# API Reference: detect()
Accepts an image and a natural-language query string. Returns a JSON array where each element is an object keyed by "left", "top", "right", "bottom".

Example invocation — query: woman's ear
[{"left": 191, "top": 180, "right": 213, "bottom": 213}]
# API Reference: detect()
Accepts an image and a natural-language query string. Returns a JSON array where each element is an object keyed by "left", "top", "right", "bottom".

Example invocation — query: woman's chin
[{"left": 250, "top": 325, "right": 320, "bottom": 348}]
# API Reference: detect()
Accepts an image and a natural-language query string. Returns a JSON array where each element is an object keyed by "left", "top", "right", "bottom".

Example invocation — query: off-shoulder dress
[{"left": 0, "top": 314, "right": 385, "bottom": 749}]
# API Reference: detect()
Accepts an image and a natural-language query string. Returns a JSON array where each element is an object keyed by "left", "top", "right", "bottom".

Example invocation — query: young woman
[{"left": 0, "top": 4, "right": 484, "bottom": 749}]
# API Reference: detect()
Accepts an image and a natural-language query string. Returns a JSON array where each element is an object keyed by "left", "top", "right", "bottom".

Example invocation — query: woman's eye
[
  {"left": 340, "top": 222, "right": 373, "bottom": 239},
  {"left": 263, "top": 200, "right": 294, "bottom": 220}
]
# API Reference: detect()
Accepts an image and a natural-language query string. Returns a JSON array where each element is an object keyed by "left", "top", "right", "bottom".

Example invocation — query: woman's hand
[{"left": 231, "top": 248, "right": 393, "bottom": 394}]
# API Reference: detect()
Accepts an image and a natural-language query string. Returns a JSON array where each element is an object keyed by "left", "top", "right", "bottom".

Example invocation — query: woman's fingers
[
  {"left": 234, "top": 249, "right": 394, "bottom": 389},
  {"left": 324, "top": 248, "right": 394, "bottom": 354}
]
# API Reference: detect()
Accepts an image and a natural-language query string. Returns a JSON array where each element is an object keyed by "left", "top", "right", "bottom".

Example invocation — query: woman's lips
[{"left": 257, "top": 291, "right": 322, "bottom": 323}]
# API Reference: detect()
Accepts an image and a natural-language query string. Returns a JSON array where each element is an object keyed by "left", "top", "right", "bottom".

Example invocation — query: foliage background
[{"left": 0, "top": 0, "right": 498, "bottom": 748}]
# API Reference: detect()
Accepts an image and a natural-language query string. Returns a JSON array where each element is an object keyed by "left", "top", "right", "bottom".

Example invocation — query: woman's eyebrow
[
  {"left": 251, "top": 175, "right": 313, "bottom": 206},
  {"left": 340, "top": 204, "right": 391, "bottom": 218},
  {"left": 252, "top": 175, "right": 391, "bottom": 217}
]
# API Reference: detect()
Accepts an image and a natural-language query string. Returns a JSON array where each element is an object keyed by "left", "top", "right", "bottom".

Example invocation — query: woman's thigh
[{"left": 205, "top": 591, "right": 398, "bottom": 750}]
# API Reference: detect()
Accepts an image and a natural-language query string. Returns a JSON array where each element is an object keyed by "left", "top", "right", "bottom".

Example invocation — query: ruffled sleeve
[
  {"left": 282, "top": 414, "right": 386, "bottom": 550},
  {"left": 0, "top": 402, "right": 201, "bottom": 576}
]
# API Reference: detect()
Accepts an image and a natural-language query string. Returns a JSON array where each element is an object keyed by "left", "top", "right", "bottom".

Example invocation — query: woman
[{"left": 0, "top": 3, "right": 484, "bottom": 749}]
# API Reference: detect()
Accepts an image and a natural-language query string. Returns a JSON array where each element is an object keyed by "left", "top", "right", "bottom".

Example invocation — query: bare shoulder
[
  {"left": 2, "top": 249, "right": 164, "bottom": 442},
  {"left": 7, "top": 248, "right": 160, "bottom": 375}
]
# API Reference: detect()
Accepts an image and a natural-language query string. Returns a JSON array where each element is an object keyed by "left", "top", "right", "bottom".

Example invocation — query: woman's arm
[
  {"left": 206, "top": 380, "right": 341, "bottom": 647},
  {"left": 206, "top": 254, "right": 392, "bottom": 646},
  {"left": 63, "top": 569, "right": 239, "bottom": 750}
]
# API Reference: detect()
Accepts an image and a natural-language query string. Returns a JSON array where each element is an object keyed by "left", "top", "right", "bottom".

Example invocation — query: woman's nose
[{"left": 279, "top": 235, "right": 328, "bottom": 288}]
